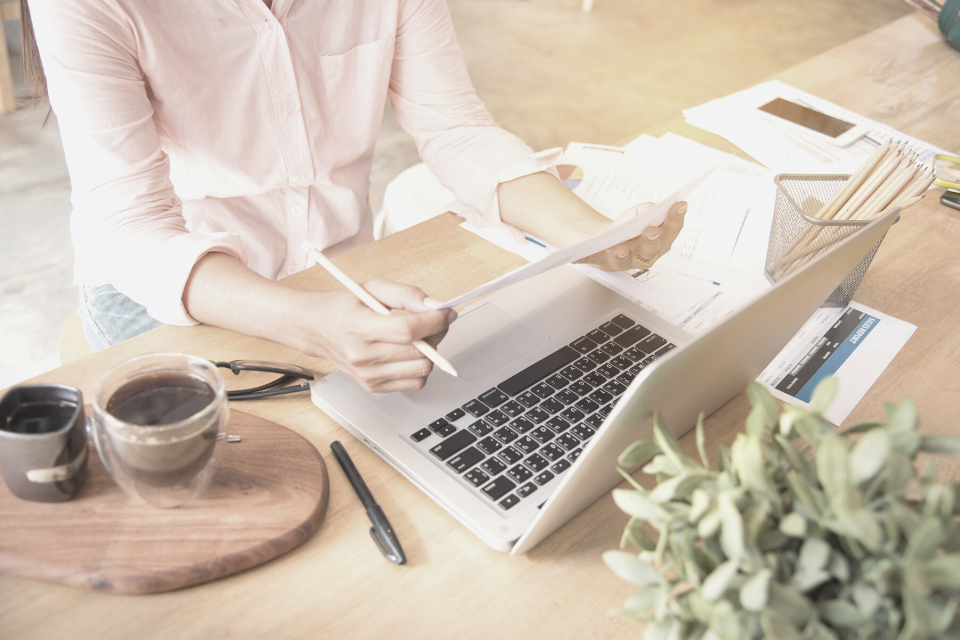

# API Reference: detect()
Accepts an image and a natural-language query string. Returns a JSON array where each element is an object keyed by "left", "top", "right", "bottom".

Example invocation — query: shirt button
[
  {"left": 291, "top": 205, "right": 302, "bottom": 217},
  {"left": 266, "top": 22, "right": 277, "bottom": 32},
  {"left": 288, "top": 266, "right": 297, "bottom": 275},
  {"left": 283, "top": 99, "right": 297, "bottom": 113}
]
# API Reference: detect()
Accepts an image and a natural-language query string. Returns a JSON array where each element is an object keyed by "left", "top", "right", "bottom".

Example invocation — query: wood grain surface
[
  {"left": 0, "top": 410, "right": 329, "bottom": 595},
  {"left": 0, "top": 12, "right": 958, "bottom": 640}
]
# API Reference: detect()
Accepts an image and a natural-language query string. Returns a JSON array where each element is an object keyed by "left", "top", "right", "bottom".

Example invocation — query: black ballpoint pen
[{"left": 330, "top": 441, "right": 407, "bottom": 565}]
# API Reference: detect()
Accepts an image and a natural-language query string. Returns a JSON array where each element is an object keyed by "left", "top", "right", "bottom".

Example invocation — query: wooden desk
[{"left": 2, "top": 12, "right": 959, "bottom": 639}]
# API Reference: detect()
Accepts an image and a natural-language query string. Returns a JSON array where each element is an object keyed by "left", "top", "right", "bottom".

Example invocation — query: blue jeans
[{"left": 78, "top": 285, "right": 164, "bottom": 352}]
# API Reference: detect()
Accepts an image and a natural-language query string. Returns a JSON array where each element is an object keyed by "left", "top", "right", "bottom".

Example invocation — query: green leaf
[
  {"left": 698, "top": 508, "right": 721, "bottom": 539},
  {"left": 623, "top": 585, "right": 660, "bottom": 613},
  {"left": 851, "top": 581, "right": 881, "bottom": 618},
  {"left": 619, "top": 440, "right": 662, "bottom": 468},
  {"left": 798, "top": 537, "right": 831, "bottom": 573},
  {"left": 887, "top": 397, "right": 919, "bottom": 435},
  {"left": 809, "top": 376, "right": 838, "bottom": 413},
  {"left": 816, "top": 435, "right": 850, "bottom": 496},
  {"left": 836, "top": 508, "right": 884, "bottom": 552},
  {"left": 828, "top": 552, "right": 850, "bottom": 582},
  {"left": 905, "top": 518, "right": 943, "bottom": 562},
  {"left": 718, "top": 492, "right": 745, "bottom": 561},
  {"left": 774, "top": 435, "right": 808, "bottom": 474},
  {"left": 643, "top": 454, "right": 681, "bottom": 477},
  {"left": 747, "top": 381, "right": 779, "bottom": 427},
  {"left": 931, "top": 596, "right": 959, "bottom": 635},
  {"left": 841, "top": 421, "right": 885, "bottom": 435},
  {"left": 701, "top": 559, "right": 739, "bottom": 602},
  {"left": 732, "top": 434, "right": 769, "bottom": 494},
  {"left": 786, "top": 470, "right": 823, "bottom": 517},
  {"left": 918, "top": 435, "right": 960, "bottom": 457},
  {"left": 792, "top": 569, "right": 832, "bottom": 593},
  {"left": 760, "top": 611, "right": 803, "bottom": 640},
  {"left": 848, "top": 428, "right": 889, "bottom": 485},
  {"left": 779, "top": 512, "right": 807, "bottom": 538},
  {"left": 890, "top": 429, "right": 921, "bottom": 458},
  {"left": 622, "top": 517, "right": 657, "bottom": 551},
  {"left": 689, "top": 488, "right": 712, "bottom": 523},
  {"left": 612, "top": 489, "right": 669, "bottom": 525},
  {"left": 708, "top": 599, "right": 740, "bottom": 640},
  {"left": 746, "top": 403, "right": 766, "bottom": 438},
  {"left": 696, "top": 413, "right": 709, "bottom": 470},
  {"left": 642, "top": 619, "right": 674, "bottom": 640},
  {"left": 819, "top": 599, "right": 867, "bottom": 629},
  {"left": 767, "top": 582, "right": 813, "bottom": 628},
  {"left": 652, "top": 413, "right": 683, "bottom": 460},
  {"left": 885, "top": 448, "right": 915, "bottom": 494},
  {"left": 923, "top": 483, "right": 955, "bottom": 520},
  {"left": 740, "top": 568, "right": 772, "bottom": 612},
  {"left": 602, "top": 550, "right": 663, "bottom": 585},
  {"left": 923, "top": 554, "right": 960, "bottom": 590},
  {"left": 616, "top": 466, "right": 648, "bottom": 492}
]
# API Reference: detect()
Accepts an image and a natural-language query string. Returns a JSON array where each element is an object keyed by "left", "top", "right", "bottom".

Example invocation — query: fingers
[
  {"left": 362, "top": 278, "right": 438, "bottom": 313},
  {"left": 659, "top": 201, "right": 687, "bottom": 254},
  {"left": 636, "top": 226, "right": 662, "bottom": 264}
]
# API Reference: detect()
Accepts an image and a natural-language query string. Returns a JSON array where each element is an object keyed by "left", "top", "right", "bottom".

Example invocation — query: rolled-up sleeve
[
  {"left": 30, "top": 0, "right": 246, "bottom": 326},
  {"left": 388, "top": 0, "right": 560, "bottom": 232}
]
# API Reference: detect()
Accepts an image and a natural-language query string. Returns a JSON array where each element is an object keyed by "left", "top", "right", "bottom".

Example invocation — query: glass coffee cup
[{"left": 89, "top": 353, "right": 229, "bottom": 508}]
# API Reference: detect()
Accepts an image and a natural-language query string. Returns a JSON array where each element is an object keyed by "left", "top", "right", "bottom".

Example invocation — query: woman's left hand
[{"left": 575, "top": 200, "right": 688, "bottom": 272}]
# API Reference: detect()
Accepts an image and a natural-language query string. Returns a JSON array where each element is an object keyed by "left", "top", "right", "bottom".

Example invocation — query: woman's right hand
[{"left": 292, "top": 279, "right": 457, "bottom": 394}]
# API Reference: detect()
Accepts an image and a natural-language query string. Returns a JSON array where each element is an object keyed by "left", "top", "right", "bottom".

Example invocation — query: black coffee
[
  {"left": 4, "top": 402, "right": 76, "bottom": 434},
  {"left": 107, "top": 372, "right": 216, "bottom": 426}
]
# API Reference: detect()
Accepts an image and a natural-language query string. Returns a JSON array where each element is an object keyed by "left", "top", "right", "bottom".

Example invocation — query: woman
[{"left": 22, "top": 0, "right": 685, "bottom": 392}]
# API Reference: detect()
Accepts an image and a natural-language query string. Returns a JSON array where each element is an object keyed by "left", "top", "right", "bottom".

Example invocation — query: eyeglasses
[
  {"left": 213, "top": 360, "right": 315, "bottom": 401},
  {"left": 934, "top": 154, "right": 960, "bottom": 191}
]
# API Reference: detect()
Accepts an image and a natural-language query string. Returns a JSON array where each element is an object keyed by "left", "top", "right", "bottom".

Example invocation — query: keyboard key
[
  {"left": 570, "top": 380, "right": 593, "bottom": 396},
  {"left": 428, "top": 418, "right": 450, "bottom": 433},
  {"left": 526, "top": 407, "right": 550, "bottom": 424},
  {"left": 555, "top": 389, "right": 579, "bottom": 405},
  {"left": 481, "top": 476, "right": 515, "bottom": 500},
  {"left": 500, "top": 400, "right": 524, "bottom": 418},
  {"left": 545, "top": 374, "right": 569, "bottom": 390},
  {"left": 600, "top": 363, "right": 621, "bottom": 378},
  {"left": 587, "top": 350, "right": 610, "bottom": 365},
  {"left": 493, "top": 427, "right": 518, "bottom": 444},
  {"left": 590, "top": 389, "right": 613, "bottom": 405},
  {"left": 462, "top": 400, "right": 488, "bottom": 417},
  {"left": 540, "top": 398, "right": 564, "bottom": 414},
  {"left": 559, "top": 365, "right": 584, "bottom": 381},
  {"left": 599, "top": 320, "right": 624, "bottom": 336},
  {"left": 574, "top": 357, "right": 597, "bottom": 372},
  {"left": 641, "top": 354, "right": 659, "bottom": 366},
  {"left": 603, "top": 380, "right": 627, "bottom": 396},
  {"left": 477, "top": 436, "right": 502, "bottom": 455},
  {"left": 531, "top": 383, "right": 555, "bottom": 399},
  {"left": 630, "top": 362, "right": 647, "bottom": 375},
  {"left": 447, "top": 446, "right": 485, "bottom": 473},
  {"left": 498, "top": 446, "right": 524, "bottom": 465},
  {"left": 464, "top": 468, "right": 490, "bottom": 487},
  {"left": 613, "top": 325, "right": 651, "bottom": 349},
  {"left": 583, "top": 372, "right": 606, "bottom": 387},
  {"left": 618, "top": 370, "right": 638, "bottom": 385},
  {"left": 516, "top": 391, "right": 540, "bottom": 408},
  {"left": 600, "top": 342, "right": 624, "bottom": 357},
  {"left": 575, "top": 398, "right": 600, "bottom": 414},
  {"left": 656, "top": 343, "right": 676, "bottom": 356},
  {"left": 570, "top": 336, "right": 598, "bottom": 355},
  {"left": 429, "top": 430, "right": 478, "bottom": 460},
  {"left": 516, "top": 482, "right": 538, "bottom": 498},
  {"left": 445, "top": 408, "right": 466, "bottom": 422},
  {"left": 585, "top": 413, "right": 604, "bottom": 428},
  {"left": 530, "top": 426, "right": 555, "bottom": 444},
  {"left": 539, "top": 443, "right": 564, "bottom": 461},
  {"left": 551, "top": 459, "right": 572, "bottom": 474},
  {"left": 410, "top": 428, "right": 432, "bottom": 442},
  {"left": 636, "top": 333, "right": 667, "bottom": 354},
  {"left": 567, "top": 448, "right": 583, "bottom": 463},
  {"left": 610, "top": 314, "right": 636, "bottom": 330},
  {"left": 498, "top": 345, "right": 580, "bottom": 396},
  {"left": 479, "top": 388, "right": 509, "bottom": 408},
  {"left": 587, "top": 329, "right": 610, "bottom": 344},
  {"left": 533, "top": 470, "right": 555, "bottom": 486},
  {"left": 510, "top": 417, "right": 535, "bottom": 434},
  {"left": 612, "top": 355, "right": 633, "bottom": 370},
  {"left": 468, "top": 420, "right": 493, "bottom": 437},
  {"left": 623, "top": 347, "right": 644, "bottom": 362},
  {"left": 571, "top": 424, "right": 596, "bottom": 441},
  {"left": 507, "top": 464, "right": 533, "bottom": 483},
  {"left": 483, "top": 410, "right": 510, "bottom": 427},
  {"left": 597, "top": 404, "right": 614, "bottom": 418},
  {"left": 546, "top": 416, "right": 571, "bottom": 433},
  {"left": 481, "top": 458, "right": 507, "bottom": 476},
  {"left": 523, "top": 453, "right": 550, "bottom": 472},
  {"left": 499, "top": 494, "right": 521, "bottom": 510},
  {"left": 560, "top": 407, "right": 585, "bottom": 423},
  {"left": 555, "top": 433, "right": 581, "bottom": 451},
  {"left": 514, "top": 436, "right": 538, "bottom": 454},
  {"left": 436, "top": 423, "right": 457, "bottom": 437}
]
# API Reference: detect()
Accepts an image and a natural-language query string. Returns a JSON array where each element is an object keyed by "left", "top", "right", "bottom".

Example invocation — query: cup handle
[
  {"left": 25, "top": 441, "right": 88, "bottom": 483},
  {"left": 86, "top": 415, "right": 115, "bottom": 478}
]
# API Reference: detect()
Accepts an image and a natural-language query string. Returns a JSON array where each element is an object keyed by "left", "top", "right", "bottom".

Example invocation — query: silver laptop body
[{"left": 311, "top": 207, "right": 899, "bottom": 553}]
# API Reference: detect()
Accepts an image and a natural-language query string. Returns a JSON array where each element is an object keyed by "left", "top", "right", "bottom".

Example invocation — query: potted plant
[{"left": 604, "top": 377, "right": 960, "bottom": 640}]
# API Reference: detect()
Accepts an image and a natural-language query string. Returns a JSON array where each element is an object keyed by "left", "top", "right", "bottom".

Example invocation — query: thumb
[{"left": 612, "top": 202, "right": 654, "bottom": 227}]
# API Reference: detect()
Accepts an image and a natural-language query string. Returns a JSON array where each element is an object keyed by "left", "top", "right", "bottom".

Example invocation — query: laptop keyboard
[{"left": 408, "top": 313, "right": 675, "bottom": 514}]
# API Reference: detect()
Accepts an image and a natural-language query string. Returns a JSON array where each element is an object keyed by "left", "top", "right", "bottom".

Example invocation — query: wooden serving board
[{"left": 0, "top": 409, "right": 328, "bottom": 595}]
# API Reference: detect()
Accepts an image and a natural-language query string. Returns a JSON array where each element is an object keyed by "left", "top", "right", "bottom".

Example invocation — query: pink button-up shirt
[{"left": 29, "top": 0, "right": 558, "bottom": 325}]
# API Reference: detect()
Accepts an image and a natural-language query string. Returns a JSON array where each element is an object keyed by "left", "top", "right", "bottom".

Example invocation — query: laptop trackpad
[{"left": 439, "top": 302, "right": 549, "bottom": 383}]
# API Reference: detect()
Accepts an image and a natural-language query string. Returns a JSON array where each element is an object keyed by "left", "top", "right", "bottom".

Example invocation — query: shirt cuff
[{"left": 447, "top": 147, "right": 563, "bottom": 246}]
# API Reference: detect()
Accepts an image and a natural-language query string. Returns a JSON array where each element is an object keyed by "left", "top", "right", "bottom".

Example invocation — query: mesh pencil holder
[{"left": 765, "top": 174, "right": 890, "bottom": 307}]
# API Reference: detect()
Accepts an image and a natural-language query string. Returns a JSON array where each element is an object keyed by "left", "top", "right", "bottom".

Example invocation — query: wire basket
[{"left": 765, "top": 174, "right": 889, "bottom": 307}]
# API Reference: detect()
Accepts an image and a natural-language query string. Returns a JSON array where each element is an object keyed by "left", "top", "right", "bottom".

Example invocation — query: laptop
[{"left": 311, "top": 206, "right": 899, "bottom": 554}]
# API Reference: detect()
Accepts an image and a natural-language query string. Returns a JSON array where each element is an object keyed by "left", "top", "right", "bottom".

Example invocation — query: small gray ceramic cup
[{"left": 0, "top": 384, "right": 89, "bottom": 502}]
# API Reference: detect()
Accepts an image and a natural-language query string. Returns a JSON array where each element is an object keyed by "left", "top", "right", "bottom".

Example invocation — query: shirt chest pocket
[{"left": 319, "top": 37, "right": 394, "bottom": 142}]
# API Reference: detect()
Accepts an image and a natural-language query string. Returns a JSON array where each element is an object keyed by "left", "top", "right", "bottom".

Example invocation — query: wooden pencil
[
  {"left": 816, "top": 139, "right": 891, "bottom": 221},
  {"left": 834, "top": 147, "right": 905, "bottom": 221},
  {"left": 850, "top": 158, "right": 918, "bottom": 220}
]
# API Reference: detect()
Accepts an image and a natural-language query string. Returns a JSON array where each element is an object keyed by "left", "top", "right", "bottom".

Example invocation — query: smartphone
[
  {"left": 757, "top": 97, "right": 869, "bottom": 147},
  {"left": 941, "top": 191, "right": 960, "bottom": 211}
]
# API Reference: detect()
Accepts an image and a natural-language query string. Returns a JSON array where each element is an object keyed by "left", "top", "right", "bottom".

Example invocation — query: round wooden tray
[{"left": 0, "top": 409, "right": 328, "bottom": 595}]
